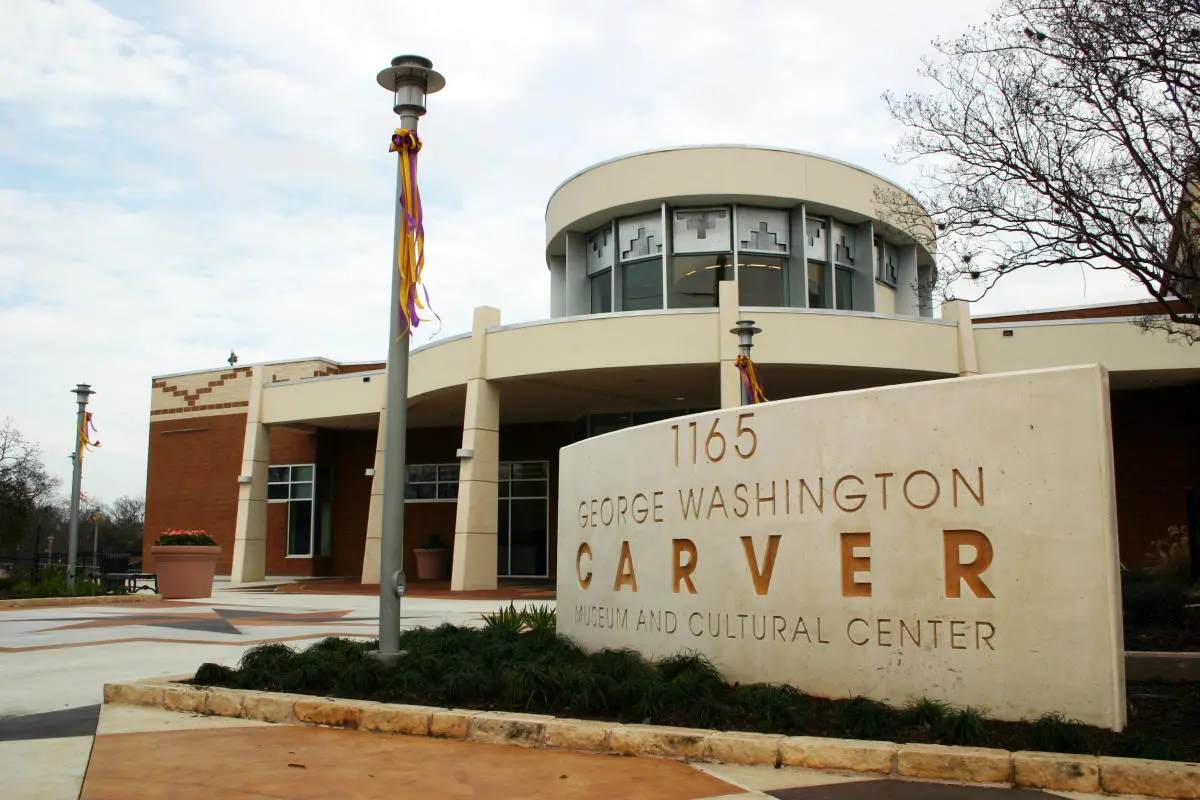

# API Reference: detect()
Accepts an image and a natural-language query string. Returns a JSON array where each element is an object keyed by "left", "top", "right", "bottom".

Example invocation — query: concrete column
[
  {"left": 359, "top": 405, "right": 387, "bottom": 583},
  {"left": 451, "top": 306, "right": 502, "bottom": 591},
  {"left": 718, "top": 279, "right": 742, "bottom": 408},
  {"left": 230, "top": 368, "right": 269, "bottom": 583},
  {"left": 942, "top": 299, "right": 981, "bottom": 376},
  {"left": 565, "top": 231, "right": 588, "bottom": 316},
  {"left": 549, "top": 255, "right": 566, "bottom": 318}
]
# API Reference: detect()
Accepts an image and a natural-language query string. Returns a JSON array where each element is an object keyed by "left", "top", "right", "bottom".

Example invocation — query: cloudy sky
[{"left": 0, "top": 0, "right": 1152, "bottom": 505}]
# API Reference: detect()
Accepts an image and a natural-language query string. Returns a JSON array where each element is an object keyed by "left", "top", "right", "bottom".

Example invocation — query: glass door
[{"left": 497, "top": 461, "right": 549, "bottom": 577}]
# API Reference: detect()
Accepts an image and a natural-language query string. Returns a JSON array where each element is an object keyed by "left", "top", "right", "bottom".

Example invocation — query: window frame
[
  {"left": 268, "top": 463, "right": 319, "bottom": 559},
  {"left": 405, "top": 463, "right": 460, "bottom": 503}
]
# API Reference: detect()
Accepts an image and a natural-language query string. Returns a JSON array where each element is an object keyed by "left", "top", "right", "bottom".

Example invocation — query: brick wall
[
  {"left": 321, "top": 429, "right": 376, "bottom": 577},
  {"left": 1110, "top": 384, "right": 1200, "bottom": 567},
  {"left": 143, "top": 413, "right": 247, "bottom": 574}
]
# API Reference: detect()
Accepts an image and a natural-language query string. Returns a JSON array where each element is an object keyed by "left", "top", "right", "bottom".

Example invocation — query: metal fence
[{"left": 0, "top": 552, "right": 142, "bottom": 580}]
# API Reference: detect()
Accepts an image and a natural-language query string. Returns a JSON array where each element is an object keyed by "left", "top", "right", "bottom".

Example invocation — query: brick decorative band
[
  {"left": 151, "top": 400, "right": 250, "bottom": 417},
  {"left": 153, "top": 367, "right": 253, "bottom": 408},
  {"left": 103, "top": 679, "right": 1200, "bottom": 799}
]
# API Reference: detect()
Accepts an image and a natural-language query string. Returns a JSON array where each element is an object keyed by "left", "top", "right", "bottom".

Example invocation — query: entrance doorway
[{"left": 498, "top": 461, "right": 549, "bottom": 577}]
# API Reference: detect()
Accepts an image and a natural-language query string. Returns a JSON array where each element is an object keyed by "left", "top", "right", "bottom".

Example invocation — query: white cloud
[{"left": 0, "top": 0, "right": 1154, "bottom": 504}]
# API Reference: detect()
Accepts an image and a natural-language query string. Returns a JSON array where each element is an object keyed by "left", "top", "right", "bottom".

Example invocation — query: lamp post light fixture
[
  {"left": 730, "top": 320, "right": 762, "bottom": 406},
  {"left": 66, "top": 383, "right": 94, "bottom": 590},
  {"left": 372, "top": 55, "right": 445, "bottom": 661}
]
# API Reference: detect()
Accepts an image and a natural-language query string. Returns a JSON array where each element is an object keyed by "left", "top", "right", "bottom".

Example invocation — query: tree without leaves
[
  {"left": 882, "top": 0, "right": 1200, "bottom": 341},
  {"left": 0, "top": 420, "right": 59, "bottom": 550}
]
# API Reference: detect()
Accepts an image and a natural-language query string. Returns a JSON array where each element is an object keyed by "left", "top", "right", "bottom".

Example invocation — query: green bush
[
  {"left": 0, "top": 569, "right": 115, "bottom": 599},
  {"left": 189, "top": 628, "right": 1195, "bottom": 763},
  {"left": 1122, "top": 569, "right": 1188, "bottom": 625}
]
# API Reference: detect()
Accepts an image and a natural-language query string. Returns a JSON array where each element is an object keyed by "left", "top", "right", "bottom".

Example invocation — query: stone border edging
[
  {"left": 0, "top": 593, "right": 163, "bottom": 609},
  {"left": 103, "top": 678, "right": 1200, "bottom": 800},
  {"left": 1125, "top": 651, "right": 1200, "bottom": 682}
]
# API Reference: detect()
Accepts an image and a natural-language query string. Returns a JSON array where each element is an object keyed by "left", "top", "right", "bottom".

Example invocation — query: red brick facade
[
  {"left": 1110, "top": 385, "right": 1200, "bottom": 567},
  {"left": 144, "top": 390, "right": 1192, "bottom": 579}
]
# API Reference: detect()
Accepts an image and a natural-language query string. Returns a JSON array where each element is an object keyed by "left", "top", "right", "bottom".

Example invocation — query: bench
[{"left": 103, "top": 572, "right": 158, "bottom": 594}]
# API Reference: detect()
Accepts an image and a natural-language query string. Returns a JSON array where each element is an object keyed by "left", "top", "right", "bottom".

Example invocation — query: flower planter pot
[
  {"left": 414, "top": 547, "right": 451, "bottom": 581},
  {"left": 150, "top": 545, "right": 221, "bottom": 599}
]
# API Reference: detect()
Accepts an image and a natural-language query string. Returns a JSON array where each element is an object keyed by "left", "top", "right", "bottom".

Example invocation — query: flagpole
[{"left": 67, "top": 383, "right": 94, "bottom": 590}]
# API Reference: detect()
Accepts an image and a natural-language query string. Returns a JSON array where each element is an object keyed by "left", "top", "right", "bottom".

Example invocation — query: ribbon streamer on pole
[
  {"left": 735, "top": 355, "right": 768, "bottom": 404},
  {"left": 77, "top": 411, "right": 100, "bottom": 462},
  {"left": 388, "top": 128, "right": 433, "bottom": 337}
]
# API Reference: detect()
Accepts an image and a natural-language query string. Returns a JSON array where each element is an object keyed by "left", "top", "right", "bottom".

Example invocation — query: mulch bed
[{"left": 1124, "top": 616, "right": 1200, "bottom": 651}]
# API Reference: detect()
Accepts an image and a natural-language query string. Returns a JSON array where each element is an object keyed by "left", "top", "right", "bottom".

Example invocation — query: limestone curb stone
[
  {"left": 1013, "top": 751, "right": 1101, "bottom": 793},
  {"left": 160, "top": 684, "right": 208, "bottom": 714},
  {"left": 609, "top": 724, "right": 716, "bottom": 760},
  {"left": 468, "top": 712, "right": 554, "bottom": 747},
  {"left": 102, "top": 680, "right": 1200, "bottom": 798},
  {"left": 430, "top": 709, "right": 476, "bottom": 739},
  {"left": 542, "top": 718, "right": 614, "bottom": 752},
  {"left": 205, "top": 689, "right": 247, "bottom": 718},
  {"left": 703, "top": 732, "right": 783, "bottom": 766},
  {"left": 103, "top": 682, "right": 163, "bottom": 708},
  {"left": 0, "top": 593, "right": 163, "bottom": 609},
  {"left": 1100, "top": 756, "right": 1200, "bottom": 799},
  {"left": 293, "top": 699, "right": 369, "bottom": 729},
  {"left": 780, "top": 736, "right": 897, "bottom": 774},
  {"left": 360, "top": 703, "right": 437, "bottom": 736},
  {"left": 898, "top": 743, "right": 1014, "bottom": 784},
  {"left": 241, "top": 691, "right": 299, "bottom": 724}
]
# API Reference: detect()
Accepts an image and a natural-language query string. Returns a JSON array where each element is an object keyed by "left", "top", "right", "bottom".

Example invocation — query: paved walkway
[{"left": 0, "top": 589, "right": 1160, "bottom": 799}]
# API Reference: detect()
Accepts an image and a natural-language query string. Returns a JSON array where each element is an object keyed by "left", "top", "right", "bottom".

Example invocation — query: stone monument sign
[{"left": 557, "top": 365, "right": 1126, "bottom": 730}]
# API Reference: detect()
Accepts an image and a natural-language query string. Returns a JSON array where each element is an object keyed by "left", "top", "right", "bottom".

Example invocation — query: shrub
[
  {"left": 481, "top": 603, "right": 525, "bottom": 633},
  {"left": 839, "top": 696, "right": 896, "bottom": 740},
  {"left": 735, "top": 683, "right": 810, "bottom": 731},
  {"left": 1027, "top": 712, "right": 1093, "bottom": 753},
  {"left": 156, "top": 529, "right": 217, "bottom": 546},
  {"left": 934, "top": 706, "right": 991, "bottom": 747},
  {"left": 0, "top": 569, "right": 113, "bottom": 599},
  {"left": 902, "top": 696, "right": 949, "bottom": 728},
  {"left": 1122, "top": 569, "right": 1188, "bottom": 625},
  {"left": 194, "top": 662, "right": 236, "bottom": 686}
]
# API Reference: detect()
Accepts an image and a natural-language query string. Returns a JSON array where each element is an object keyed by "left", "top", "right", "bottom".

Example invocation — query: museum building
[{"left": 141, "top": 145, "right": 1200, "bottom": 590}]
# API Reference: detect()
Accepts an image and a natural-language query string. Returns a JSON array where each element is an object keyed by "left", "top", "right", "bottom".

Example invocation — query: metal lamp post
[
  {"left": 372, "top": 55, "right": 445, "bottom": 660},
  {"left": 730, "top": 320, "right": 761, "bottom": 406},
  {"left": 66, "top": 383, "right": 94, "bottom": 589}
]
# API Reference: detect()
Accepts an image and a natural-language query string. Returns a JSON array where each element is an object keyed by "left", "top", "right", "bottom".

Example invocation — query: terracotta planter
[
  {"left": 150, "top": 545, "right": 221, "bottom": 599},
  {"left": 414, "top": 547, "right": 451, "bottom": 581}
]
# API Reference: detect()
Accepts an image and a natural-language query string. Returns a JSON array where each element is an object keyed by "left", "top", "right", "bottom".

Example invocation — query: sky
[{"left": 0, "top": 0, "right": 1154, "bottom": 506}]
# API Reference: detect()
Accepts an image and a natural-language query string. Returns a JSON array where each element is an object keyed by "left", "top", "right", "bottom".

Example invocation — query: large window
[
  {"left": 805, "top": 217, "right": 831, "bottom": 309},
  {"left": 618, "top": 212, "right": 664, "bottom": 310},
  {"left": 875, "top": 237, "right": 899, "bottom": 286},
  {"left": 670, "top": 207, "right": 731, "bottom": 308},
  {"left": 268, "top": 464, "right": 330, "bottom": 558},
  {"left": 836, "top": 267, "right": 855, "bottom": 311},
  {"left": 498, "top": 462, "right": 550, "bottom": 578},
  {"left": 586, "top": 224, "right": 613, "bottom": 314},
  {"left": 670, "top": 254, "right": 730, "bottom": 307},
  {"left": 738, "top": 255, "right": 787, "bottom": 307},
  {"left": 405, "top": 464, "right": 460, "bottom": 500}
]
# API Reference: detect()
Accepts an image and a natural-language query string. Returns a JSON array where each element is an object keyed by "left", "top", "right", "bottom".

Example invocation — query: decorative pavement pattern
[{"left": 0, "top": 595, "right": 1157, "bottom": 798}]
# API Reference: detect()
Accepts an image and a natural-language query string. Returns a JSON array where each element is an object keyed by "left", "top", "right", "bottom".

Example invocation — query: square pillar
[
  {"left": 230, "top": 368, "right": 269, "bottom": 583},
  {"left": 451, "top": 306, "right": 502, "bottom": 591},
  {"left": 360, "top": 408, "right": 386, "bottom": 584},
  {"left": 718, "top": 279, "right": 742, "bottom": 408}
]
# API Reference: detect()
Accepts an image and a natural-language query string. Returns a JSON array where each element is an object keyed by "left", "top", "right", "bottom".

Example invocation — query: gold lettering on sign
[
  {"left": 756, "top": 481, "right": 776, "bottom": 516},
  {"left": 903, "top": 470, "right": 940, "bottom": 509},
  {"left": 705, "top": 418, "right": 727, "bottom": 462},
  {"left": 740, "top": 535, "right": 781, "bottom": 596},
  {"left": 847, "top": 617, "right": 869, "bottom": 646},
  {"left": 977, "top": 621, "right": 997, "bottom": 650},
  {"left": 577, "top": 502, "right": 588, "bottom": 528},
  {"left": 672, "top": 539, "right": 698, "bottom": 594},
  {"left": 734, "top": 413, "right": 757, "bottom": 458},
  {"left": 679, "top": 488, "right": 704, "bottom": 520},
  {"left": 840, "top": 532, "right": 872, "bottom": 597},
  {"left": 576, "top": 543, "right": 593, "bottom": 589},
  {"left": 953, "top": 467, "right": 985, "bottom": 507},
  {"left": 600, "top": 498, "right": 614, "bottom": 526},
  {"left": 944, "top": 529, "right": 995, "bottom": 598},
  {"left": 834, "top": 475, "right": 866, "bottom": 512},
  {"left": 614, "top": 541, "right": 638, "bottom": 592},
  {"left": 653, "top": 491, "right": 665, "bottom": 523}
]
